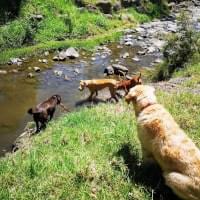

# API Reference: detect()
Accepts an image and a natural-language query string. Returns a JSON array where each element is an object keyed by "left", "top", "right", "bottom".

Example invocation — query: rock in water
[
  {"left": 0, "top": 70, "right": 7, "bottom": 75},
  {"left": 33, "top": 67, "right": 41, "bottom": 72},
  {"left": 65, "top": 47, "right": 79, "bottom": 59}
]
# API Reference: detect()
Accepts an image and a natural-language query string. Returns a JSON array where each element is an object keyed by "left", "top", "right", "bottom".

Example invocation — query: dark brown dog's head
[
  {"left": 52, "top": 94, "right": 61, "bottom": 104},
  {"left": 130, "top": 72, "right": 142, "bottom": 85}
]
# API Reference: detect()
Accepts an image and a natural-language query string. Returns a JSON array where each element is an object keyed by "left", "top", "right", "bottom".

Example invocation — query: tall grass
[{"left": 0, "top": 0, "right": 121, "bottom": 52}]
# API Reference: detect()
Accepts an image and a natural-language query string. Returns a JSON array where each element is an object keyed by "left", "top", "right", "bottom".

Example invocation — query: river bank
[
  {"left": 1, "top": 70, "right": 200, "bottom": 199},
  {"left": 1, "top": 0, "right": 200, "bottom": 156}
]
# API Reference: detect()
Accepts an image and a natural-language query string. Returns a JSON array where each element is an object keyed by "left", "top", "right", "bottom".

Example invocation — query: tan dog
[
  {"left": 79, "top": 79, "right": 119, "bottom": 101},
  {"left": 125, "top": 85, "right": 200, "bottom": 200}
]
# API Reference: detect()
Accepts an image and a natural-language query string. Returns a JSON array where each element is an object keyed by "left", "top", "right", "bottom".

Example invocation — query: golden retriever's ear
[{"left": 125, "top": 90, "right": 137, "bottom": 104}]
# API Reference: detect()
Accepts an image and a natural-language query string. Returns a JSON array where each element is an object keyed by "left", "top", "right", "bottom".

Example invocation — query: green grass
[
  {"left": 0, "top": 102, "right": 149, "bottom": 200},
  {"left": 173, "top": 62, "right": 200, "bottom": 88}
]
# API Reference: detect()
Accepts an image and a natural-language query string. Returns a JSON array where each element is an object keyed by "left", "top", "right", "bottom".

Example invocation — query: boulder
[
  {"left": 112, "top": 64, "right": 128, "bottom": 73},
  {"left": 104, "top": 65, "right": 114, "bottom": 76},
  {"left": 64, "top": 47, "right": 80, "bottom": 59},
  {"left": 53, "top": 47, "right": 79, "bottom": 61},
  {"left": 96, "top": 1, "right": 112, "bottom": 14}
]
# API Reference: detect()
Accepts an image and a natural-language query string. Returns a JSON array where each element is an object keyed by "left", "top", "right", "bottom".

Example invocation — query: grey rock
[
  {"left": 112, "top": 64, "right": 128, "bottom": 73},
  {"left": 137, "top": 50, "right": 146, "bottom": 55},
  {"left": 104, "top": 65, "right": 114, "bottom": 76},
  {"left": 54, "top": 70, "right": 63, "bottom": 77},
  {"left": 121, "top": 52, "right": 129, "bottom": 58},
  {"left": 8, "top": 58, "right": 23, "bottom": 65},
  {"left": 27, "top": 73, "right": 34, "bottom": 78},
  {"left": 0, "top": 70, "right": 7, "bottom": 75},
  {"left": 42, "top": 59, "right": 48, "bottom": 64},
  {"left": 65, "top": 47, "right": 79, "bottom": 59},
  {"left": 44, "top": 51, "right": 49, "bottom": 56},
  {"left": 34, "top": 67, "right": 41, "bottom": 72},
  {"left": 74, "top": 68, "right": 80, "bottom": 74},
  {"left": 132, "top": 56, "right": 140, "bottom": 62},
  {"left": 125, "top": 41, "right": 133, "bottom": 46}
]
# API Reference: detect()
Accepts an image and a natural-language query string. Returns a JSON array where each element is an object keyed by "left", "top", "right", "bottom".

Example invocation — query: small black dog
[{"left": 28, "top": 95, "right": 68, "bottom": 133}]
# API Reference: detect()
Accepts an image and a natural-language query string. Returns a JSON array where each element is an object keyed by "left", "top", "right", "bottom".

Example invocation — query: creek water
[{"left": 0, "top": 43, "right": 158, "bottom": 156}]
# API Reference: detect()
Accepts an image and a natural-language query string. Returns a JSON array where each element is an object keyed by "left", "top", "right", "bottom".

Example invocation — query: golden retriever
[
  {"left": 125, "top": 85, "right": 200, "bottom": 200},
  {"left": 79, "top": 79, "right": 119, "bottom": 101}
]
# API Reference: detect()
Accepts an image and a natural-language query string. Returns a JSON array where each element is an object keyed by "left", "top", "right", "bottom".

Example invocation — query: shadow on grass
[
  {"left": 116, "top": 143, "right": 181, "bottom": 200},
  {"left": 75, "top": 97, "right": 107, "bottom": 108}
]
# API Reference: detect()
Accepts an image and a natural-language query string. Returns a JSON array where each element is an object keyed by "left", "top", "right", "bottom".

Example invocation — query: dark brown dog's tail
[
  {"left": 27, "top": 108, "right": 40, "bottom": 115},
  {"left": 27, "top": 108, "right": 33, "bottom": 115},
  {"left": 59, "top": 103, "right": 70, "bottom": 112}
]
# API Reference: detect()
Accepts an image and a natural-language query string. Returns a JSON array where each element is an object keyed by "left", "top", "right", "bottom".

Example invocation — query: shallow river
[{"left": 0, "top": 43, "right": 158, "bottom": 156}]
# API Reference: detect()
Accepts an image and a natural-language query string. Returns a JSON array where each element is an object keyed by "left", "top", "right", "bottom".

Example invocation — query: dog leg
[
  {"left": 109, "top": 88, "right": 118, "bottom": 102},
  {"left": 35, "top": 120, "right": 40, "bottom": 133},
  {"left": 95, "top": 90, "right": 98, "bottom": 97},
  {"left": 88, "top": 91, "right": 95, "bottom": 101},
  {"left": 49, "top": 108, "right": 55, "bottom": 121},
  {"left": 164, "top": 172, "right": 200, "bottom": 200}
]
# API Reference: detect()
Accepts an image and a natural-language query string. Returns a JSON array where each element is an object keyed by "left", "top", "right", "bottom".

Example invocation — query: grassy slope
[
  {"left": 0, "top": 0, "right": 150, "bottom": 64},
  {"left": 0, "top": 63, "right": 200, "bottom": 199}
]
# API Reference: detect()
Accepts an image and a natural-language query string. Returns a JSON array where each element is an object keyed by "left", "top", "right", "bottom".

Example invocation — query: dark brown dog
[
  {"left": 115, "top": 73, "right": 142, "bottom": 94},
  {"left": 28, "top": 95, "right": 67, "bottom": 133}
]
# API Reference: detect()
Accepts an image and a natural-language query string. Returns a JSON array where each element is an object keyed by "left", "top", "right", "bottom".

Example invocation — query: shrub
[
  {"left": 153, "top": 13, "right": 200, "bottom": 81},
  {"left": 0, "top": 19, "right": 28, "bottom": 51},
  {"left": 139, "top": 0, "right": 169, "bottom": 17}
]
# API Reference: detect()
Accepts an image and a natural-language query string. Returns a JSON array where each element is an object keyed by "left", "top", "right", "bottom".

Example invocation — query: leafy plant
[{"left": 153, "top": 12, "right": 200, "bottom": 81}]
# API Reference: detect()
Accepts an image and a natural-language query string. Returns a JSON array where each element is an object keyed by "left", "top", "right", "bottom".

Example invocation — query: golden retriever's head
[
  {"left": 79, "top": 80, "right": 87, "bottom": 91},
  {"left": 125, "top": 85, "right": 157, "bottom": 113}
]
